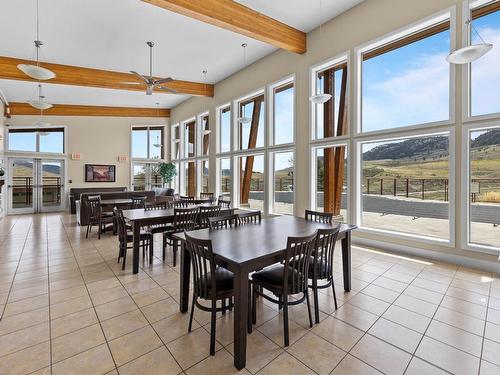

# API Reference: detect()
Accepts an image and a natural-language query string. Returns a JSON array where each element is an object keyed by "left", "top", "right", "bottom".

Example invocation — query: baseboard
[{"left": 353, "top": 237, "right": 500, "bottom": 275}]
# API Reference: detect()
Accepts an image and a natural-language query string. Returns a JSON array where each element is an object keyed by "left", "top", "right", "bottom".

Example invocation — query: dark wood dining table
[
  {"left": 100, "top": 198, "right": 133, "bottom": 207},
  {"left": 173, "top": 215, "right": 357, "bottom": 370},
  {"left": 122, "top": 205, "right": 235, "bottom": 274}
]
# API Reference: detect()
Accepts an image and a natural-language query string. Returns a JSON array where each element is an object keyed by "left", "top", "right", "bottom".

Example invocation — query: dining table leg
[
  {"left": 179, "top": 241, "right": 191, "bottom": 313},
  {"left": 233, "top": 266, "right": 249, "bottom": 370},
  {"left": 132, "top": 221, "right": 141, "bottom": 274},
  {"left": 341, "top": 231, "right": 352, "bottom": 292}
]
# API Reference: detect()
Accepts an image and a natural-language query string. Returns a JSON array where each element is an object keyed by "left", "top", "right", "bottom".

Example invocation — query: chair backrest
[
  {"left": 305, "top": 209, "right": 333, "bottom": 224},
  {"left": 173, "top": 207, "right": 199, "bottom": 231},
  {"left": 217, "top": 197, "right": 231, "bottom": 208},
  {"left": 131, "top": 196, "right": 147, "bottom": 209},
  {"left": 174, "top": 200, "right": 190, "bottom": 208},
  {"left": 199, "top": 205, "right": 221, "bottom": 228},
  {"left": 184, "top": 232, "right": 218, "bottom": 300},
  {"left": 173, "top": 193, "right": 180, "bottom": 201},
  {"left": 145, "top": 201, "right": 169, "bottom": 210},
  {"left": 179, "top": 195, "right": 195, "bottom": 202},
  {"left": 238, "top": 210, "right": 261, "bottom": 225},
  {"left": 313, "top": 227, "right": 340, "bottom": 280},
  {"left": 200, "top": 192, "right": 214, "bottom": 200},
  {"left": 86, "top": 195, "right": 102, "bottom": 222},
  {"left": 209, "top": 214, "right": 240, "bottom": 230},
  {"left": 113, "top": 207, "right": 127, "bottom": 244},
  {"left": 283, "top": 232, "right": 317, "bottom": 295}
]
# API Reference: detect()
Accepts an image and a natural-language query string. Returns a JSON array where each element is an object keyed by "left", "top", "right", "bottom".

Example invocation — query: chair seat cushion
[
  {"left": 149, "top": 224, "right": 174, "bottom": 234},
  {"left": 307, "top": 256, "right": 331, "bottom": 278},
  {"left": 200, "top": 268, "right": 234, "bottom": 293},
  {"left": 126, "top": 230, "right": 152, "bottom": 241},
  {"left": 252, "top": 264, "right": 305, "bottom": 292}
]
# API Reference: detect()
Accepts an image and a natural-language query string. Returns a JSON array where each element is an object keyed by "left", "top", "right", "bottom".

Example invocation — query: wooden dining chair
[
  {"left": 251, "top": 232, "right": 317, "bottom": 346},
  {"left": 217, "top": 196, "right": 231, "bottom": 208},
  {"left": 200, "top": 192, "right": 214, "bottom": 200},
  {"left": 309, "top": 227, "right": 340, "bottom": 323},
  {"left": 305, "top": 209, "right": 333, "bottom": 224},
  {"left": 162, "top": 207, "right": 199, "bottom": 266},
  {"left": 146, "top": 202, "right": 174, "bottom": 249},
  {"left": 173, "top": 200, "right": 190, "bottom": 208},
  {"left": 238, "top": 210, "right": 262, "bottom": 225},
  {"left": 198, "top": 205, "right": 221, "bottom": 228},
  {"left": 114, "top": 207, "right": 153, "bottom": 270},
  {"left": 179, "top": 195, "right": 195, "bottom": 202},
  {"left": 85, "top": 195, "right": 114, "bottom": 239},
  {"left": 131, "top": 196, "right": 147, "bottom": 209},
  {"left": 208, "top": 214, "right": 240, "bottom": 230},
  {"left": 184, "top": 232, "right": 234, "bottom": 355}
]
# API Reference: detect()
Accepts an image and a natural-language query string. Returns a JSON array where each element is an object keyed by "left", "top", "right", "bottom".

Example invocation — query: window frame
[
  {"left": 462, "top": 0, "right": 500, "bottom": 122},
  {"left": 268, "top": 75, "right": 296, "bottom": 147},
  {"left": 181, "top": 118, "right": 196, "bottom": 159},
  {"left": 269, "top": 148, "right": 296, "bottom": 216},
  {"left": 198, "top": 112, "right": 210, "bottom": 157},
  {"left": 354, "top": 7, "right": 456, "bottom": 137},
  {"left": 234, "top": 89, "right": 266, "bottom": 153},
  {"left": 6, "top": 126, "right": 66, "bottom": 155},
  {"left": 216, "top": 103, "right": 232, "bottom": 155},
  {"left": 170, "top": 123, "right": 181, "bottom": 161},
  {"left": 130, "top": 125, "right": 165, "bottom": 161},
  {"left": 461, "top": 120, "right": 500, "bottom": 255}
]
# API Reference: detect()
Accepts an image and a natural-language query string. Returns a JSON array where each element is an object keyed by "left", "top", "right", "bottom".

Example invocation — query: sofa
[{"left": 69, "top": 187, "right": 127, "bottom": 214}]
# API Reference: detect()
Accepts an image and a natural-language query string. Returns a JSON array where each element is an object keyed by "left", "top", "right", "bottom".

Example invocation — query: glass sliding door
[
  {"left": 9, "top": 158, "right": 35, "bottom": 214},
  {"left": 40, "top": 160, "right": 64, "bottom": 212}
]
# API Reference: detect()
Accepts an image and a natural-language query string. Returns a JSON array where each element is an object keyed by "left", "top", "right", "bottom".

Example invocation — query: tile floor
[{"left": 0, "top": 213, "right": 499, "bottom": 375}]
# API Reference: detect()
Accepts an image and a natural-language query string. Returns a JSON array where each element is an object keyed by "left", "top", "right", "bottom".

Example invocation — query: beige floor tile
[
  {"left": 287, "top": 332, "right": 346, "bottom": 375},
  {"left": 382, "top": 305, "right": 431, "bottom": 333},
  {"left": 259, "top": 351, "right": 315, "bottom": 375},
  {"left": 51, "top": 307, "right": 99, "bottom": 338},
  {"left": 311, "top": 316, "right": 363, "bottom": 351},
  {"left": 372, "top": 276, "right": 408, "bottom": 293},
  {"left": 333, "top": 303, "right": 378, "bottom": 331},
  {"left": 50, "top": 285, "right": 88, "bottom": 304},
  {"left": 482, "top": 338, "right": 500, "bottom": 367},
  {"left": 140, "top": 297, "right": 179, "bottom": 323},
  {"left": 394, "top": 294, "right": 438, "bottom": 318},
  {"left": 118, "top": 346, "right": 182, "bottom": 375},
  {"left": 123, "top": 278, "right": 158, "bottom": 294},
  {"left": 403, "top": 285, "right": 444, "bottom": 305},
  {"left": 487, "top": 307, "right": 500, "bottom": 325},
  {"left": 226, "top": 329, "right": 283, "bottom": 374},
  {"left": 480, "top": 360, "right": 500, "bottom": 375},
  {"left": 186, "top": 348, "right": 250, "bottom": 375},
  {"left": 51, "top": 323, "right": 105, "bottom": 363},
  {"left": 351, "top": 334, "right": 411, "bottom": 375},
  {"left": 90, "top": 285, "right": 129, "bottom": 306},
  {"left": 362, "top": 284, "right": 400, "bottom": 303},
  {"left": 153, "top": 312, "right": 199, "bottom": 343},
  {"left": 368, "top": 318, "right": 422, "bottom": 353},
  {"left": 52, "top": 343, "right": 115, "bottom": 375},
  {"left": 405, "top": 357, "right": 449, "bottom": 375},
  {"left": 257, "top": 314, "right": 308, "bottom": 346},
  {"left": 203, "top": 312, "right": 235, "bottom": 347},
  {"left": 94, "top": 296, "right": 137, "bottom": 321},
  {"left": 412, "top": 276, "right": 449, "bottom": 294},
  {"left": 415, "top": 336, "right": 480, "bottom": 375},
  {"left": 441, "top": 295, "right": 487, "bottom": 320},
  {"left": 101, "top": 309, "right": 149, "bottom": 340},
  {"left": 331, "top": 354, "right": 383, "bottom": 375},
  {"left": 8, "top": 284, "right": 49, "bottom": 303},
  {"left": 3, "top": 293, "right": 49, "bottom": 317},
  {"left": 434, "top": 306, "right": 485, "bottom": 336},
  {"left": 0, "top": 321, "right": 49, "bottom": 357},
  {"left": 485, "top": 321, "right": 500, "bottom": 343},
  {"left": 426, "top": 319, "right": 483, "bottom": 356},
  {"left": 50, "top": 295, "right": 93, "bottom": 320},
  {"left": 131, "top": 287, "right": 170, "bottom": 307},
  {"left": 0, "top": 341, "right": 50, "bottom": 375},
  {"left": 108, "top": 325, "right": 163, "bottom": 366},
  {"left": 0, "top": 306, "right": 49, "bottom": 336}
]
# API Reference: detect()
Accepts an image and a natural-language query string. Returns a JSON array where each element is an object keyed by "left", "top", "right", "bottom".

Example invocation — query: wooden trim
[
  {"left": 363, "top": 21, "right": 450, "bottom": 61},
  {"left": 0, "top": 56, "right": 214, "bottom": 97},
  {"left": 240, "top": 100, "right": 262, "bottom": 204},
  {"left": 472, "top": 1, "right": 500, "bottom": 19},
  {"left": 9, "top": 103, "right": 171, "bottom": 117},
  {"left": 142, "top": 0, "right": 306, "bottom": 53}
]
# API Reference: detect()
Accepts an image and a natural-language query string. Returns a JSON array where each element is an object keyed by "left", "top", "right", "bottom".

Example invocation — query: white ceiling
[{"left": 0, "top": 0, "right": 363, "bottom": 109}]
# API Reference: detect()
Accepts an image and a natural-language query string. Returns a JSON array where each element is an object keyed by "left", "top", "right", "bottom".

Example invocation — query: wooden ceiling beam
[
  {"left": 9, "top": 102, "right": 171, "bottom": 117},
  {"left": 142, "top": 0, "right": 306, "bottom": 53},
  {"left": 0, "top": 56, "right": 214, "bottom": 97}
]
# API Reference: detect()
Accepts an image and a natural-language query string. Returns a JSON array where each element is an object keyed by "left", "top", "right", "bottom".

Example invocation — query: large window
[
  {"left": 8, "top": 128, "right": 65, "bottom": 154},
  {"left": 132, "top": 163, "right": 162, "bottom": 191},
  {"left": 272, "top": 81, "right": 294, "bottom": 145},
  {"left": 238, "top": 154, "right": 264, "bottom": 210},
  {"left": 183, "top": 161, "right": 196, "bottom": 196},
  {"left": 272, "top": 151, "right": 294, "bottom": 215},
  {"left": 313, "top": 60, "right": 348, "bottom": 140},
  {"left": 132, "top": 126, "right": 164, "bottom": 159},
  {"left": 183, "top": 120, "right": 196, "bottom": 158},
  {"left": 200, "top": 159, "right": 209, "bottom": 193},
  {"left": 467, "top": 126, "right": 500, "bottom": 249},
  {"left": 171, "top": 124, "right": 180, "bottom": 160},
  {"left": 360, "top": 133, "right": 450, "bottom": 240},
  {"left": 312, "top": 145, "right": 348, "bottom": 221},
  {"left": 361, "top": 20, "right": 451, "bottom": 132},
  {"left": 218, "top": 157, "right": 231, "bottom": 199},
  {"left": 238, "top": 93, "right": 264, "bottom": 150},
  {"left": 199, "top": 113, "right": 210, "bottom": 156},
  {"left": 219, "top": 105, "right": 231, "bottom": 153},
  {"left": 469, "top": 2, "right": 500, "bottom": 117}
]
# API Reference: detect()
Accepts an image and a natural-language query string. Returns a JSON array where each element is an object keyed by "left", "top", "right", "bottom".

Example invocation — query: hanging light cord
[{"left": 35, "top": 0, "right": 41, "bottom": 66}]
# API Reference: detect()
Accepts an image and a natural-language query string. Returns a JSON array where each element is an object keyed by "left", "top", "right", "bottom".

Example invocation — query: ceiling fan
[{"left": 130, "top": 41, "right": 177, "bottom": 95}]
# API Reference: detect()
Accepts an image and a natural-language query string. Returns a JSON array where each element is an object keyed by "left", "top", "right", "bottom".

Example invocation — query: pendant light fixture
[
  {"left": 446, "top": 0, "right": 493, "bottom": 64},
  {"left": 153, "top": 102, "right": 163, "bottom": 148},
  {"left": 28, "top": 83, "right": 53, "bottom": 110},
  {"left": 18, "top": 0, "right": 56, "bottom": 80},
  {"left": 202, "top": 69, "right": 211, "bottom": 135},
  {"left": 237, "top": 43, "right": 252, "bottom": 124},
  {"left": 310, "top": 0, "right": 332, "bottom": 105},
  {"left": 35, "top": 107, "right": 50, "bottom": 135}
]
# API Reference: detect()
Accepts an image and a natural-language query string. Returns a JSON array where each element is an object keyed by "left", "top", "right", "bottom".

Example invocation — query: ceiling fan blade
[
  {"left": 154, "top": 77, "right": 173, "bottom": 84},
  {"left": 156, "top": 85, "right": 177, "bottom": 94},
  {"left": 130, "top": 71, "right": 149, "bottom": 84},
  {"left": 146, "top": 85, "right": 153, "bottom": 95}
]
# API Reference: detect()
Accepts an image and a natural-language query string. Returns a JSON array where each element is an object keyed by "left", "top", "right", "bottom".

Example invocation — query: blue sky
[{"left": 9, "top": 130, "right": 64, "bottom": 153}]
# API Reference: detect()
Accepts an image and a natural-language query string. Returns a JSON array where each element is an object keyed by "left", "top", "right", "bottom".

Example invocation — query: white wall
[
  {"left": 5, "top": 115, "right": 168, "bottom": 192},
  {"left": 170, "top": 0, "right": 499, "bottom": 266}
]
